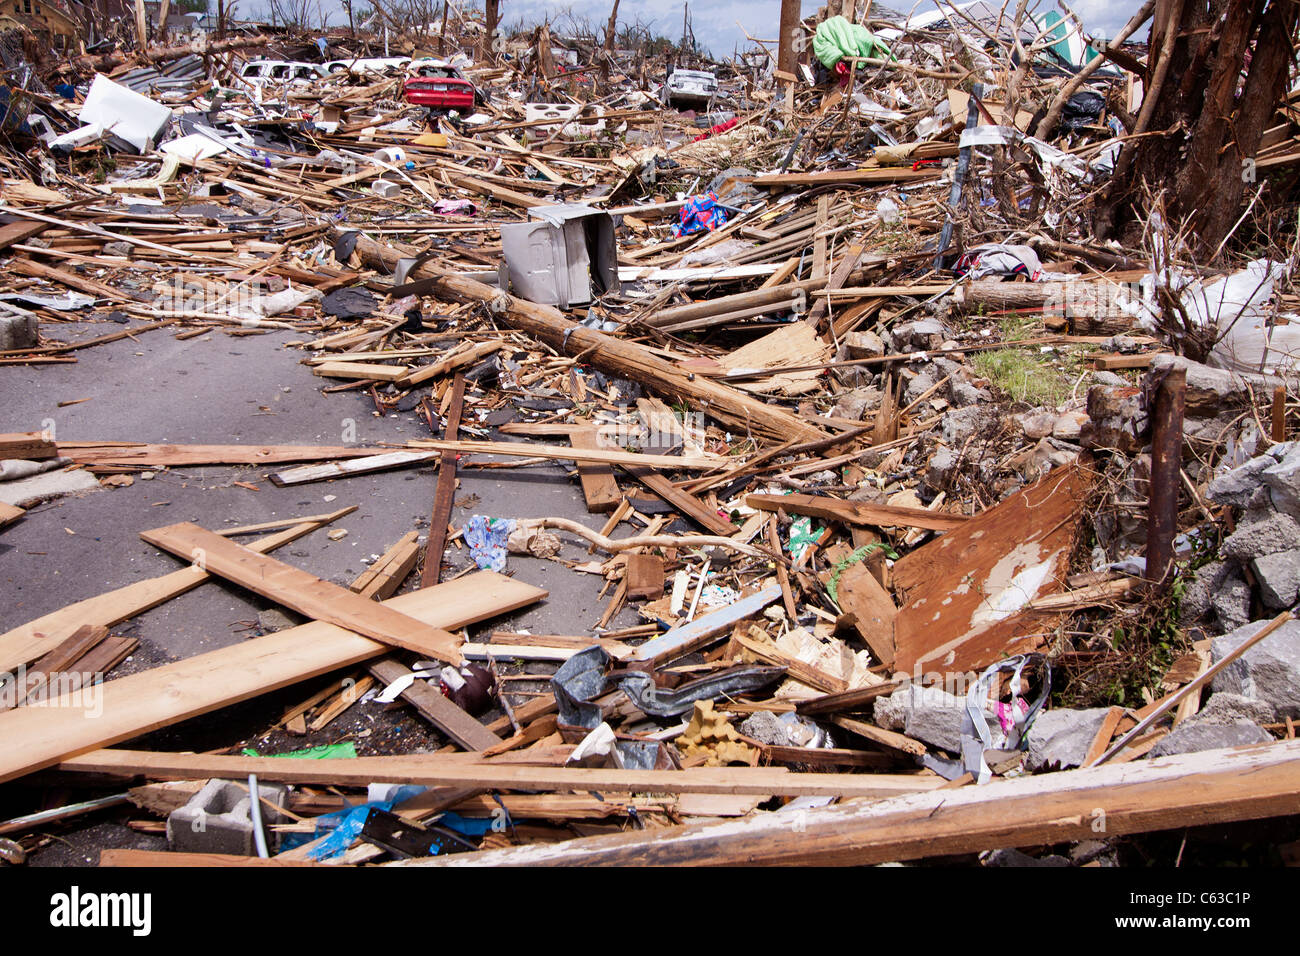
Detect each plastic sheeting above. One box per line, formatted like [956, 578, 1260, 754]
[812, 16, 892, 68]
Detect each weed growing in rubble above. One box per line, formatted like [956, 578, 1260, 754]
[969, 314, 1088, 407]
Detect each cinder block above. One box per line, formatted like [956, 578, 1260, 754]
[166, 778, 289, 856]
[0, 306, 38, 351]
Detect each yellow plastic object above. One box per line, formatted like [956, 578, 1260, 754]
[675, 699, 758, 767]
[413, 132, 448, 148]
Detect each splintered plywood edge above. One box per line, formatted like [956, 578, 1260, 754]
[0, 571, 544, 785]
[892, 463, 1092, 676]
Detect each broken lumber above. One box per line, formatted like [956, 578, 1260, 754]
[59, 749, 945, 798]
[0, 509, 353, 671]
[344, 230, 826, 443]
[139, 522, 466, 663]
[399, 739, 1300, 865]
[746, 492, 969, 532]
[0, 571, 544, 784]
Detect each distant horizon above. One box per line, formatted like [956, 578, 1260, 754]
[241, 0, 1147, 59]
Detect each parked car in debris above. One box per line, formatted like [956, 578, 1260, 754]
[324, 56, 412, 75]
[403, 60, 480, 111]
[662, 69, 718, 109]
[238, 60, 327, 85]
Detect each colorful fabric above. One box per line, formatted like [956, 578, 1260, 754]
[672, 191, 728, 238]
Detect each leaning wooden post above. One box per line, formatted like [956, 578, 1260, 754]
[1146, 366, 1186, 590]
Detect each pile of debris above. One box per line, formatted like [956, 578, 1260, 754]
[0, 0, 1299, 869]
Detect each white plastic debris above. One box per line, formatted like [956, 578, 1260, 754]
[79, 75, 171, 153]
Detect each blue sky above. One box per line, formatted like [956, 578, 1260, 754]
[259, 1, 1147, 58]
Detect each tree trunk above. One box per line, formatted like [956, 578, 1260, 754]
[1095, 0, 1300, 260]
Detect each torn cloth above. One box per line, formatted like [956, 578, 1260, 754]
[672, 191, 728, 238]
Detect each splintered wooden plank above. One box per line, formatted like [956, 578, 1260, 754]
[0, 571, 544, 784]
[834, 563, 896, 669]
[269, 451, 439, 487]
[0, 511, 351, 672]
[139, 522, 465, 663]
[568, 428, 622, 514]
[313, 361, 409, 381]
[412, 439, 720, 471]
[60, 749, 945, 799]
[398, 737, 1300, 866]
[351, 531, 421, 600]
[58, 442, 387, 467]
[0, 625, 108, 711]
[0, 432, 56, 460]
[421, 373, 465, 587]
[621, 464, 735, 535]
[0, 503, 23, 529]
[745, 492, 968, 532]
[892, 463, 1091, 676]
[632, 584, 783, 664]
[368, 658, 500, 751]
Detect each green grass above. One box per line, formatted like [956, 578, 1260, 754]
[968, 314, 1084, 407]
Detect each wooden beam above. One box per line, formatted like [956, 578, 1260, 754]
[59, 750, 945, 798]
[399, 739, 1300, 866]
[0, 511, 353, 672]
[411, 439, 720, 471]
[368, 658, 500, 751]
[621, 464, 735, 534]
[421, 372, 465, 586]
[140, 522, 466, 663]
[0, 431, 56, 460]
[0, 572, 544, 784]
[746, 493, 968, 532]
[345, 231, 826, 443]
[752, 168, 942, 187]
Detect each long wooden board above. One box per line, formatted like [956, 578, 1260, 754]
[745, 493, 968, 532]
[268, 450, 439, 487]
[57, 442, 387, 467]
[410, 439, 720, 470]
[140, 522, 465, 663]
[60, 749, 945, 798]
[421, 372, 464, 587]
[399, 739, 1300, 866]
[0, 571, 544, 784]
[621, 464, 734, 535]
[0, 511, 352, 672]
[0, 431, 56, 460]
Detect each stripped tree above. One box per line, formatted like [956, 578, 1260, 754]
[1094, 0, 1300, 259]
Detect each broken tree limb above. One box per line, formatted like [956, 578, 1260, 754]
[341, 230, 826, 443]
[515, 517, 768, 559]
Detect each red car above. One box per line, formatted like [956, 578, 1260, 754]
[403, 63, 478, 111]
